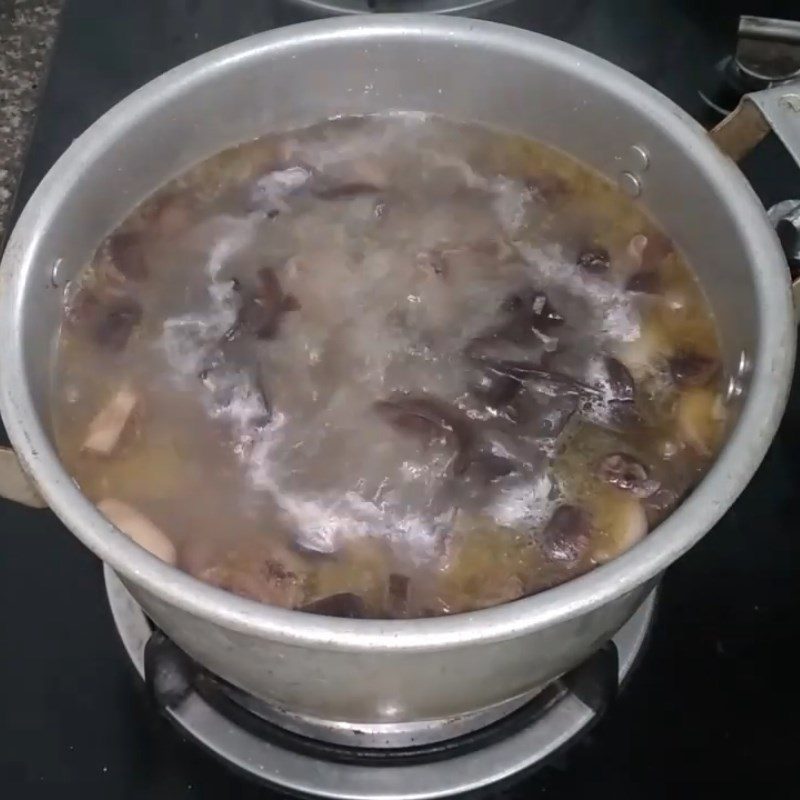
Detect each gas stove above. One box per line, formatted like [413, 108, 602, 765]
[107, 567, 654, 798]
[2, 1, 799, 798]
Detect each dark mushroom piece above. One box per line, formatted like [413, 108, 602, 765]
[109, 231, 149, 281]
[517, 393, 580, 439]
[489, 361, 602, 400]
[503, 288, 564, 327]
[603, 357, 636, 403]
[580, 358, 642, 432]
[670, 353, 719, 388]
[461, 449, 518, 485]
[373, 394, 476, 473]
[465, 288, 563, 372]
[470, 365, 522, 408]
[597, 453, 660, 498]
[300, 593, 367, 619]
[576, 246, 611, 275]
[536, 505, 593, 564]
[500, 287, 565, 340]
[236, 268, 300, 340]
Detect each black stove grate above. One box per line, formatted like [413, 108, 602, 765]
[142, 626, 619, 768]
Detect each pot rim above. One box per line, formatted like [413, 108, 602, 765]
[0, 14, 794, 652]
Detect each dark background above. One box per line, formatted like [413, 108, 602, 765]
[1, 1, 799, 797]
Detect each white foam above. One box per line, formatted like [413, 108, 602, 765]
[488, 473, 554, 530]
[515, 241, 641, 343]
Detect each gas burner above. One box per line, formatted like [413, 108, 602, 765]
[278, 0, 515, 19]
[700, 15, 800, 117]
[105, 566, 655, 799]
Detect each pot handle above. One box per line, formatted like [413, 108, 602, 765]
[0, 446, 47, 508]
[709, 82, 800, 318]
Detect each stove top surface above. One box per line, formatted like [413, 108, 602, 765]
[2, 1, 799, 798]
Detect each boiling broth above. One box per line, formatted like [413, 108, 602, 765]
[51, 114, 725, 618]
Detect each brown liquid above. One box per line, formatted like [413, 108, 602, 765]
[51, 114, 725, 618]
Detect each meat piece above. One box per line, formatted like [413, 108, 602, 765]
[641, 231, 673, 270]
[109, 231, 149, 281]
[593, 494, 648, 563]
[626, 234, 649, 268]
[676, 387, 725, 456]
[597, 453, 660, 498]
[197, 541, 309, 608]
[577, 247, 611, 275]
[301, 593, 367, 618]
[616, 321, 673, 381]
[670, 353, 719, 387]
[237, 268, 299, 339]
[536, 505, 592, 563]
[92, 296, 143, 351]
[98, 498, 176, 564]
[82, 387, 139, 455]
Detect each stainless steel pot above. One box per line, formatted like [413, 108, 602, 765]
[0, 15, 797, 739]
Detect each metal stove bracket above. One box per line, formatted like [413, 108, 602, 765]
[562, 640, 619, 717]
[144, 629, 195, 711]
[710, 81, 800, 316]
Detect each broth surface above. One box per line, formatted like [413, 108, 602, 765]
[52, 114, 726, 618]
